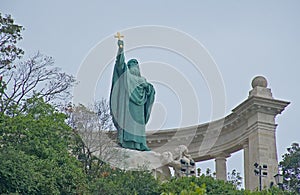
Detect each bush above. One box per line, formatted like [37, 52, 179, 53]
[89, 166, 160, 195]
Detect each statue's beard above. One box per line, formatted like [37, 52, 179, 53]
[129, 66, 141, 76]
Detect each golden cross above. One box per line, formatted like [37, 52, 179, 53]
[114, 32, 124, 40]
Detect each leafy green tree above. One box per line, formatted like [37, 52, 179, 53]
[0, 97, 87, 194]
[0, 13, 24, 70]
[89, 165, 160, 195]
[160, 175, 243, 195]
[280, 142, 300, 193]
[249, 187, 291, 195]
[161, 182, 206, 195]
[159, 176, 292, 195]
[0, 13, 87, 194]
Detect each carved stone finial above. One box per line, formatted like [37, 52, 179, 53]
[249, 76, 273, 98]
[251, 76, 268, 88]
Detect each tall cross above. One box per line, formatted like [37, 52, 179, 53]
[114, 32, 124, 40]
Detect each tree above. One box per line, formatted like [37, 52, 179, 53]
[0, 52, 75, 112]
[0, 14, 87, 194]
[159, 175, 291, 195]
[161, 182, 206, 195]
[94, 98, 115, 130]
[0, 97, 87, 194]
[228, 169, 243, 188]
[89, 166, 160, 195]
[0, 13, 24, 70]
[67, 100, 120, 176]
[280, 142, 300, 193]
[205, 168, 215, 177]
[160, 175, 243, 195]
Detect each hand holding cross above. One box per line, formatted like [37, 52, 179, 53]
[114, 32, 124, 48]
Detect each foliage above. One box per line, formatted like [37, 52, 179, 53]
[67, 101, 118, 176]
[160, 175, 292, 195]
[0, 97, 87, 194]
[205, 168, 215, 178]
[93, 98, 115, 131]
[160, 175, 243, 195]
[248, 187, 291, 195]
[0, 13, 24, 70]
[280, 142, 300, 193]
[161, 182, 206, 195]
[68, 99, 114, 131]
[228, 169, 243, 188]
[0, 52, 76, 112]
[88, 165, 160, 195]
[0, 75, 5, 104]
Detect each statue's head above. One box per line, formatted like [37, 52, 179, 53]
[127, 59, 138, 68]
[127, 59, 141, 76]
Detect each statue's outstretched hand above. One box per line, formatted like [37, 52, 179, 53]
[118, 40, 124, 48]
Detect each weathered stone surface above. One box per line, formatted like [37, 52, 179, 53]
[252, 76, 268, 88]
[99, 144, 195, 181]
[106, 147, 166, 170]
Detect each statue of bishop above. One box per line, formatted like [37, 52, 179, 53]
[110, 35, 155, 151]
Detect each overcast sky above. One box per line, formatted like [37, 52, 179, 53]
[2, 0, 300, 185]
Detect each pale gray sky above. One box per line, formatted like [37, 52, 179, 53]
[2, 0, 300, 185]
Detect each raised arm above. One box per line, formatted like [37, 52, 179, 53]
[115, 40, 126, 75]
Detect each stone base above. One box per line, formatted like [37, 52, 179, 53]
[108, 147, 166, 169]
[94, 146, 173, 180]
[94, 145, 195, 181]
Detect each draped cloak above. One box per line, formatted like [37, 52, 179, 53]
[109, 48, 155, 151]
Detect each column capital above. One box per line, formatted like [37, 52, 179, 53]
[214, 152, 231, 159]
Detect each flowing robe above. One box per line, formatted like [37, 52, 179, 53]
[109, 47, 155, 151]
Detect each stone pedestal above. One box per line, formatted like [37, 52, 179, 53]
[98, 144, 195, 181]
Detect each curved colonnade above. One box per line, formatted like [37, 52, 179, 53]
[146, 76, 289, 190]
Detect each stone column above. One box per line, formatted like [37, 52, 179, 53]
[242, 76, 289, 190]
[246, 121, 278, 191]
[215, 153, 230, 181]
[243, 141, 250, 189]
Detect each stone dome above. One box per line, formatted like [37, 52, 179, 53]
[251, 76, 268, 88]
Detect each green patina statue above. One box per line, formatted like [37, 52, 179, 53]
[109, 35, 155, 151]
